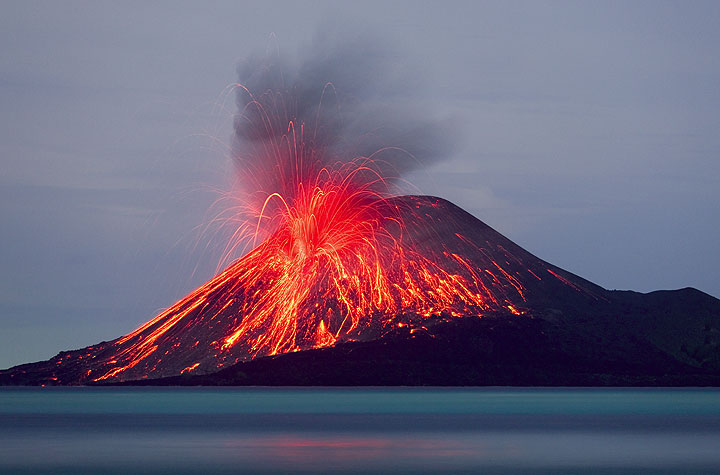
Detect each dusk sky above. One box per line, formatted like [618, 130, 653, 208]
[2, 0, 719, 368]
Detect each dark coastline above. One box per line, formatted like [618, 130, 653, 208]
[111, 302, 720, 387]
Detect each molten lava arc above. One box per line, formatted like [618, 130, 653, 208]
[88, 81, 539, 383]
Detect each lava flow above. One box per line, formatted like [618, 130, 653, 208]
[88, 81, 532, 383]
[1, 76, 603, 385]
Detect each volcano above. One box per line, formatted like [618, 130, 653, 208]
[3, 60, 720, 386]
[3, 195, 719, 386]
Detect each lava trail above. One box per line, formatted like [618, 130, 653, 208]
[3, 51, 602, 384]
[88, 75, 529, 382]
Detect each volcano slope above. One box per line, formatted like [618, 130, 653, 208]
[2, 195, 719, 386]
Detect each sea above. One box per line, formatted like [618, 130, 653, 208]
[1, 387, 719, 474]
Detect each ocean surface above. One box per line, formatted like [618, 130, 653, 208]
[1, 387, 719, 474]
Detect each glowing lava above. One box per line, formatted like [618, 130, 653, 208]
[3, 80, 602, 385]
[82, 80, 542, 382]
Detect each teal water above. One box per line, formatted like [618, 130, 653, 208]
[1, 388, 719, 474]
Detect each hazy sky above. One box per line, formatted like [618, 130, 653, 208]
[2, 1, 719, 368]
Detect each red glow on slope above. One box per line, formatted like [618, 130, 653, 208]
[181, 362, 200, 374]
[80, 81, 592, 384]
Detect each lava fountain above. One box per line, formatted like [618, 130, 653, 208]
[8, 50, 590, 385]
[88, 78, 528, 383]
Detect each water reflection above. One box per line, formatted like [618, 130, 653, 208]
[245, 433, 483, 465]
[1, 388, 720, 474]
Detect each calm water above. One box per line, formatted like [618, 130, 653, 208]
[1, 387, 719, 474]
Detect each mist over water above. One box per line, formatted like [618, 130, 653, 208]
[2, 388, 720, 474]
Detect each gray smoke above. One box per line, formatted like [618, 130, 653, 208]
[232, 35, 457, 192]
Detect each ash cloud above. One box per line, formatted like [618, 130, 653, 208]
[232, 34, 458, 189]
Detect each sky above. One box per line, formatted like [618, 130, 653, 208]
[1, 0, 719, 369]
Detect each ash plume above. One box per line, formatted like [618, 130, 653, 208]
[231, 36, 457, 196]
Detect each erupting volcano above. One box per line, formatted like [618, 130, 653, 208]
[73, 76, 555, 383]
[3, 51, 719, 386]
[2, 188, 611, 385]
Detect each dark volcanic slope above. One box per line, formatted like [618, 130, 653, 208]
[121, 287, 720, 387]
[2, 195, 719, 386]
[123, 309, 720, 387]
